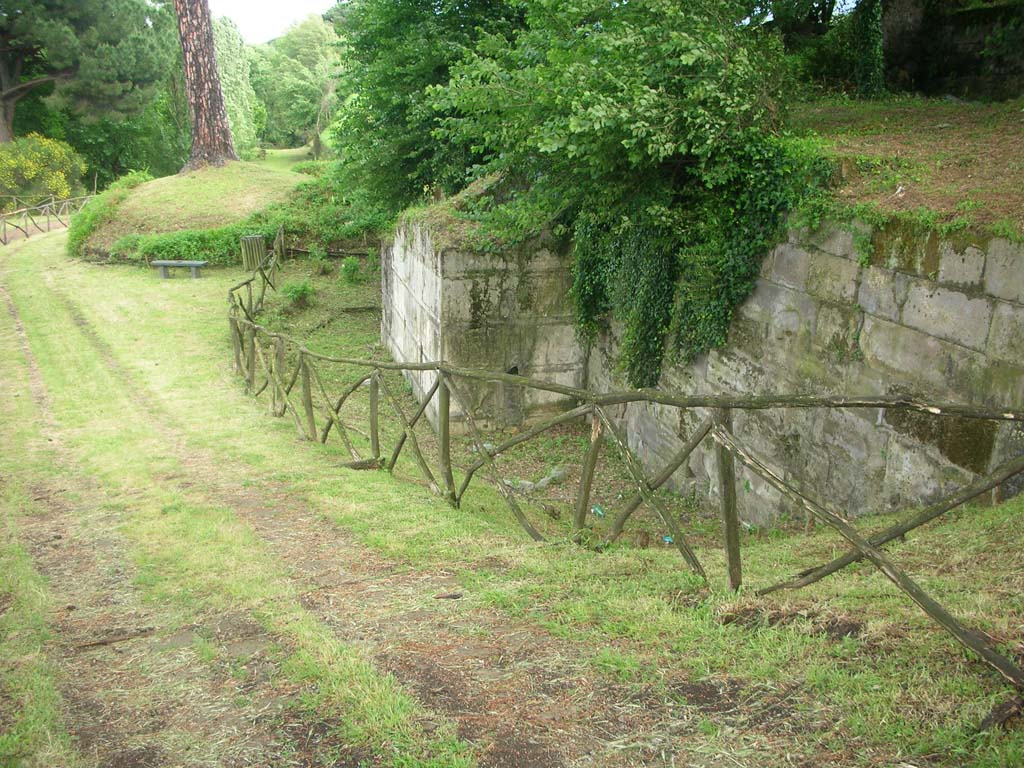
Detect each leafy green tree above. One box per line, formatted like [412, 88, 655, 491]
[330, 0, 523, 211]
[438, 0, 828, 385]
[0, 0, 172, 142]
[249, 15, 339, 148]
[212, 17, 261, 157]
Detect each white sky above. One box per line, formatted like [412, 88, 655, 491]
[206, 0, 337, 44]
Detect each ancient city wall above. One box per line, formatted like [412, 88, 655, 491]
[383, 218, 1024, 524]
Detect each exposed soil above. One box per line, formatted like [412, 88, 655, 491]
[795, 98, 1024, 233]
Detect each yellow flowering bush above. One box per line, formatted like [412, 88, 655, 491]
[0, 134, 87, 211]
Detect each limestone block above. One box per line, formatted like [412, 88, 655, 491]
[814, 305, 863, 362]
[528, 323, 585, 370]
[802, 223, 855, 258]
[737, 280, 776, 324]
[901, 282, 993, 351]
[987, 300, 1024, 365]
[706, 349, 766, 394]
[882, 434, 971, 510]
[938, 242, 985, 287]
[736, 467, 784, 527]
[806, 252, 860, 303]
[771, 243, 811, 290]
[764, 284, 818, 346]
[858, 266, 909, 321]
[984, 238, 1024, 304]
[859, 316, 986, 394]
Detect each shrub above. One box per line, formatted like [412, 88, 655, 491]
[0, 133, 87, 210]
[292, 160, 326, 176]
[66, 170, 153, 259]
[308, 246, 333, 276]
[340, 256, 363, 283]
[110, 221, 280, 266]
[282, 280, 314, 309]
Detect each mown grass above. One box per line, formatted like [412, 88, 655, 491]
[1, 233, 475, 767]
[83, 162, 302, 253]
[2, 232, 1023, 765]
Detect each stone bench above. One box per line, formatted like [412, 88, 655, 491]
[151, 260, 208, 279]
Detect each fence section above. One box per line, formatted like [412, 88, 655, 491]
[227, 233, 1024, 694]
[0, 195, 94, 245]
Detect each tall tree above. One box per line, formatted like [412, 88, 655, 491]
[173, 0, 237, 168]
[0, 0, 169, 143]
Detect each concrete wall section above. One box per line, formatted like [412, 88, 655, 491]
[382, 222, 587, 431]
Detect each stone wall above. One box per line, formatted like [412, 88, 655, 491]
[382, 217, 1023, 525]
[381, 221, 586, 431]
[590, 222, 1024, 525]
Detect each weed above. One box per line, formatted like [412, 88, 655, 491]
[340, 257, 363, 284]
[282, 280, 314, 310]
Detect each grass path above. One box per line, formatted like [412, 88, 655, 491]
[1, 232, 1023, 766]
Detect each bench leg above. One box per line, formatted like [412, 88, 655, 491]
[158, 265, 170, 279]
[191, 266, 201, 279]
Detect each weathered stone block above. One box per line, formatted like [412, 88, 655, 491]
[987, 300, 1024, 365]
[764, 284, 818, 346]
[884, 408, 997, 474]
[858, 266, 909, 321]
[814, 305, 863, 363]
[806, 252, 860, 303]
[901, 282, 993, 351]
[984, 238, 1024, 304]
[859, 316, 986, 393]
[938, 242, 985, 286]
[802, 223, 855, 258]
[770, 243, 811, 290]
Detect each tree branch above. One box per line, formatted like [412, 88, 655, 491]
[1, 70, 74, 102]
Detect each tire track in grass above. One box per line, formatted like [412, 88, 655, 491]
[0, 261, 366, 767]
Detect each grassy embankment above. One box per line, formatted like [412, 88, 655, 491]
[1, 226, 1022, 766]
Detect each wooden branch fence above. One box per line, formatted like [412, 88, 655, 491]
[228, 232, 1024, 693]
[0, 195, 93, 245]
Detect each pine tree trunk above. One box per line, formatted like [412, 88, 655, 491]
[173, 0, 238, 169]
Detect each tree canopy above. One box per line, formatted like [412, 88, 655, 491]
[0, 0, 172, 142]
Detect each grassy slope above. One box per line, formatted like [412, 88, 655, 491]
[85, 162, 303, 251]
[794, 96, 1024, 237]
[2, 234, 1022, 765]
[254, 146, 315, 173]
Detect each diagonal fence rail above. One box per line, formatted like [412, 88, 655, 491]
[0, 195, 94, 245]
[228, 229, 1024, 694]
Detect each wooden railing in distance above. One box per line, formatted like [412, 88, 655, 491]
[227, 237, 1024, 693]
[0, 195, 94, 245]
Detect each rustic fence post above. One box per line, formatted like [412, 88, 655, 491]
[438, 375, 456, 503]
[715, 408, 741, 591]
[229, 316, 242, 374]
[573, 407, 604, 540]
[274, 337, 287, 416]
[369, 371, 381, 460]
[245, 325, 256, 394]
[300, 354, 318, 441]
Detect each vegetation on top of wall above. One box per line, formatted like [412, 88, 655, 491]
[429, 0, 833, 387]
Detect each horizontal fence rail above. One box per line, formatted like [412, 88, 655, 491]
[0, 195, 94, 246]
[227, 230, 1024, 696]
